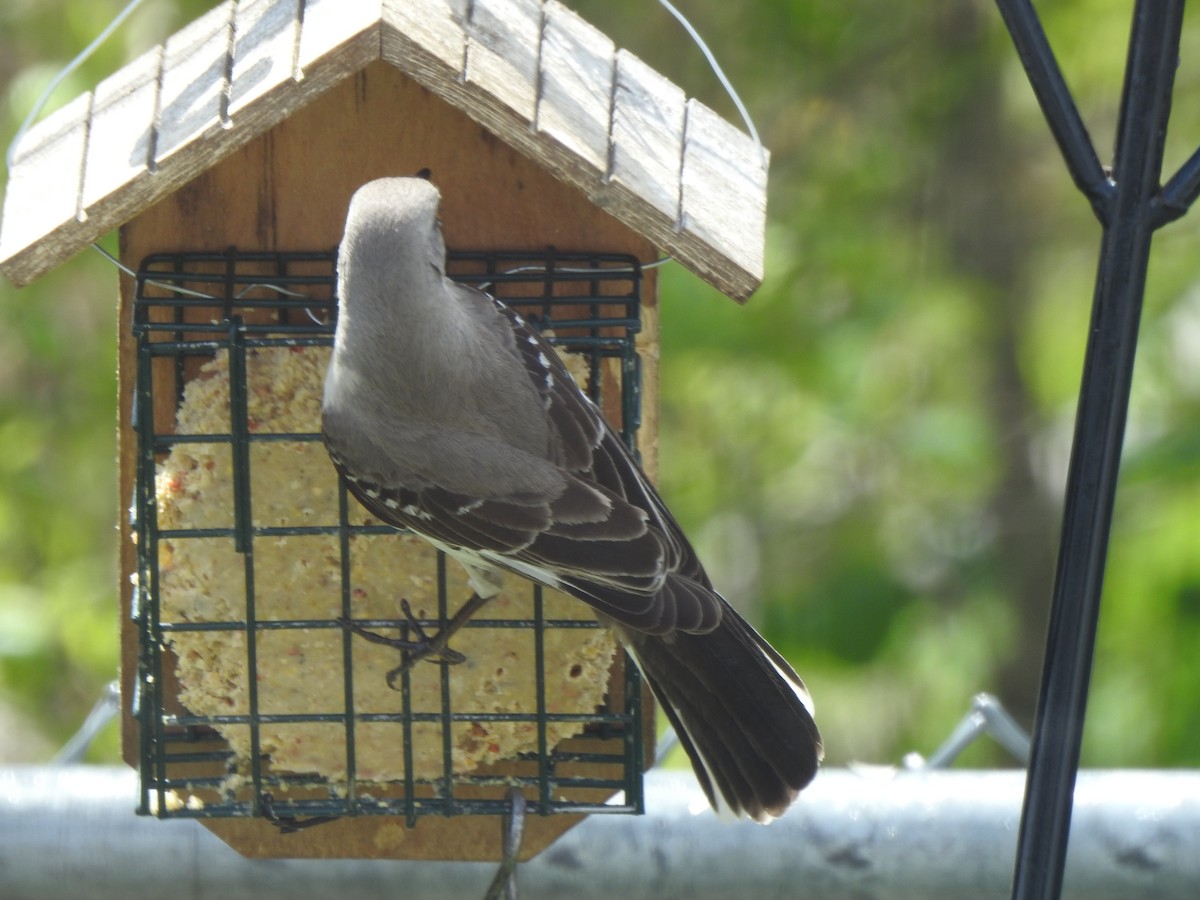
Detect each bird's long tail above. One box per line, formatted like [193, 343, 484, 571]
[613, 601, 823, 822]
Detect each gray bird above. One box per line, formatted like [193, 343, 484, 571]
[322, 176, 823, 822]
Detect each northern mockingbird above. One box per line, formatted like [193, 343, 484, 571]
[322, 177, 822, 822]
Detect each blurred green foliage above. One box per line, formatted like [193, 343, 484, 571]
[1, 0, 1198, 772]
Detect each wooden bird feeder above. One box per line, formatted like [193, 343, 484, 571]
[0, 0, 767, 863]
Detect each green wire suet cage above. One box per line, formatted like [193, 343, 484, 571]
[129, 247, 647, 831]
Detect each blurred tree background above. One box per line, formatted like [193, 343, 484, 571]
[0, 0, 1197, 770]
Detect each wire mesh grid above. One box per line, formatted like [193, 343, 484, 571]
[129, 247, 646, 827]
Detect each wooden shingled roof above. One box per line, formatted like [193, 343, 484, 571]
[0, 0, 768, 299]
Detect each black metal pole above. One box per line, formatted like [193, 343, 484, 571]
[993, 2, 1188, 898]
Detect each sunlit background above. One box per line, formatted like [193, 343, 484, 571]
[1, 0, 1198, 771]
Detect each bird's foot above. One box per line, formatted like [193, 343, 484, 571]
[337, 593, 492, 687]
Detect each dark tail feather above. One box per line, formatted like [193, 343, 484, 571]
[615, 601, 823, 822]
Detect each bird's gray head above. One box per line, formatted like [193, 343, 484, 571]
[340, 177, 446, 279]
[327, 176, 467, 420]
[332, 176, 453, 363]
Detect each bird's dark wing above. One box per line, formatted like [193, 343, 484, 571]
[326, 291, 723, 636]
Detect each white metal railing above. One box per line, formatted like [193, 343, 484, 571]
[2, 765, 1197, 899]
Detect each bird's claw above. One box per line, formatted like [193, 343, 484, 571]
[337, 598, 468, 685]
